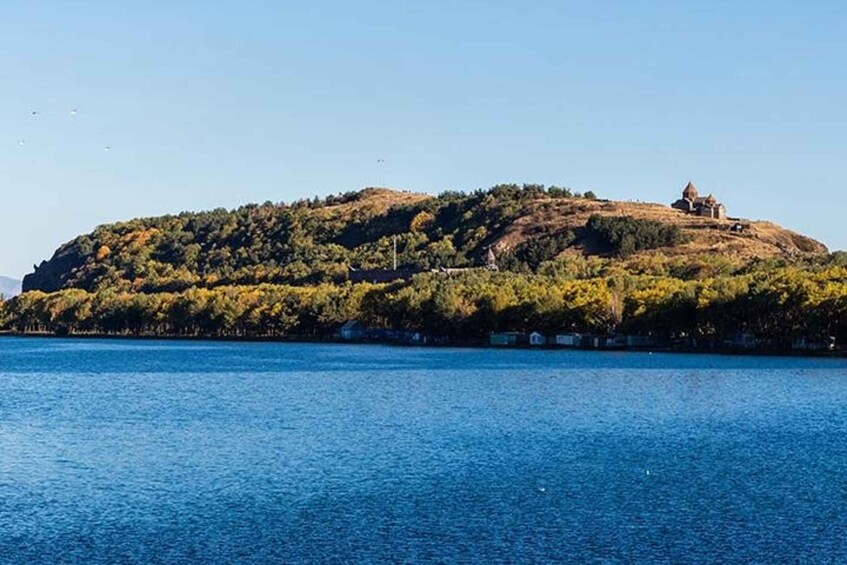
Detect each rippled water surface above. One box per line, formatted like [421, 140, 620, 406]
[2, 337, 847, 563]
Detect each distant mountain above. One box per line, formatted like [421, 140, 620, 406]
[0, 276, 21, 298]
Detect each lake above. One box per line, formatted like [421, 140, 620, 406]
[1, 337, 847, 563]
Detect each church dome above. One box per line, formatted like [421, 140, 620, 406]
[682, 181, 699, 200]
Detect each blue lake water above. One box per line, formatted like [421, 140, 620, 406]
[2, 337, 847, 563]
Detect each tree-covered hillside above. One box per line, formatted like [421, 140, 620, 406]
[23, 184, 600, 293]
[22, 183, 825, 295]
[4, 183, 845, 349]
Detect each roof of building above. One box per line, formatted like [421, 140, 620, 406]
[682, 181, 699, 199]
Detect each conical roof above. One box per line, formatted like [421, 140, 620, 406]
[682, 181, 699, 199]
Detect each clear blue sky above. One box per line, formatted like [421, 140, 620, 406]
[2, 1, 845, 277]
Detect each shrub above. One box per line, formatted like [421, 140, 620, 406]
[587, 215, 689, 258]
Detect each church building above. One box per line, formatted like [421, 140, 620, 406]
[671, 181, 727, 219]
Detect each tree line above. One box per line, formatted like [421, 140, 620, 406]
[4, 257, 847, 347]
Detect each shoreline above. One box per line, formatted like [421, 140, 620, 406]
[1, 330, 844, 359]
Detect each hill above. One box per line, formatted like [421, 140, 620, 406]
[0, 276, 21, 298]
[4, 184, 846, 349]
[23, 184, 827, 294]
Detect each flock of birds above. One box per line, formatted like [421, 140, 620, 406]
[16, 110, 391, 163]
[16, 108, 111, 151]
